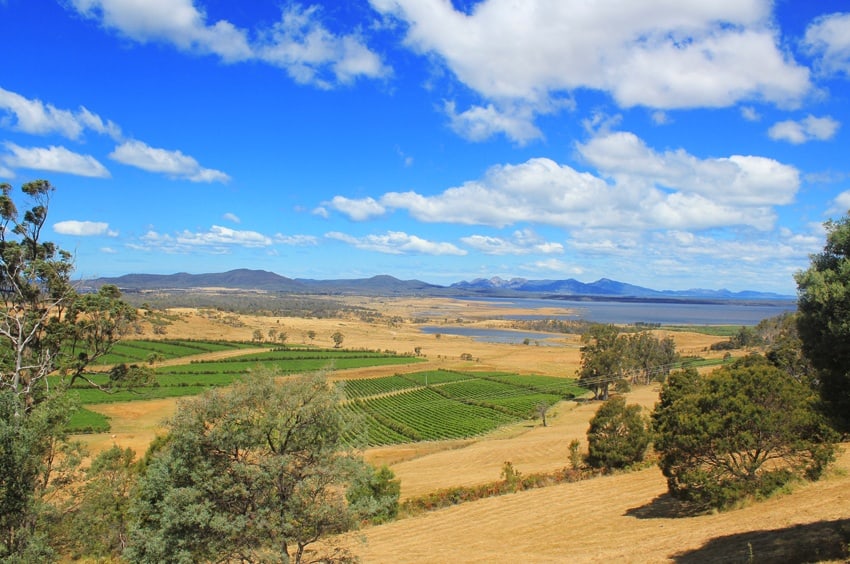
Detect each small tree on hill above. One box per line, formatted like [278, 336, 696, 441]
[331, 331, 344, 348]
[586, 396, 649, 470]
[652, 357, 836, 510]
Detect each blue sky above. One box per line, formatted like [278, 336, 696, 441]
[2, 0, 850, 294]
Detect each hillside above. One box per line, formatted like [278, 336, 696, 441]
[83, 269, 793, 300]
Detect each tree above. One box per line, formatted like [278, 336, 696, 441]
[652, 357, 836, 510]
[127, 371, 387, 563]
[577, 324, 626, 400]
[56, 446, 137, 559]
[795, 211, 850, 428]
[586, 396, 650, 470]
[0, 181, 136, 558]
[331, 331, 344, 348]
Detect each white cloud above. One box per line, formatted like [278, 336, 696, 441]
[2, 143, 110, 178]
[68, 1, 388, 88]
[132, 225, 272, 254]
[802, 12, 850, 77]
[222, 212, 241, 224]
[326, 230, 466, 255]
[326, 195, 386, 221]
[829, 190, 850, 215]
[109, 140, 230, 183]
[257, 5, 390, 88]
[53, 220, 117, 237]
[768, 115, 840, 144]
[444, 101, 543, 144]
[461, 229, 563, 255]
[372, 0, 810, 117]
[577, 131, 800, 206]
[70, 0, 252, 62]
[341, 130, 798, 233]
[525, 258, 585, 276]
[274, 233, 319, 245]
[740, 106, 761, 121]
[0, 86, 122, 140]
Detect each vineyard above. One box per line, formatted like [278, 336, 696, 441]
[341, 370, 586, 446]
[68, 341, 588, 443]
[65, 340, 424, 431]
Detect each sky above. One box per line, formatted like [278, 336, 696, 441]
[2, 0, 850, 295]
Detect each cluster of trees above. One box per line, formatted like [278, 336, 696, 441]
[0, 182, 397, 562]
[581, 210, 850, 509]
[577, 325, 677, 399]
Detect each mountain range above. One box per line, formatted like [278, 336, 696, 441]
[82, 269, 794, 302]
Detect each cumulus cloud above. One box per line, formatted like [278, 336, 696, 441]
[110, 140, 230, 183]
[131, 225, 272, 254]
[802, 12, 850, 77]
[768, 115, 840, 144]
[326, 230, 466, 255]
[53, 220, 118, 237]
[68, 1, 388, 88]
[0, 86, 122, 140]
[2, 143, 110, 178]
[372, 0, 810, 139]
[333, 130, 798, 233]
[577, 130, 800, 207]
[325, 195, 386, 221]
[461, 229, 563, 255]
[256, 5, 390, 88]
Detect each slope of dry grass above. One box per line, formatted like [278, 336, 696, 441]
[80, 297, 831, 563]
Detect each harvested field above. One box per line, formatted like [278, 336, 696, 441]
[77, 297, 818, 563]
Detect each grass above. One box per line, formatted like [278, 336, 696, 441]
[67, 407, 110, 433]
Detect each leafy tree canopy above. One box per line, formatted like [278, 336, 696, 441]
[652, 356, 836, 510]
[795, 211, 850, 427]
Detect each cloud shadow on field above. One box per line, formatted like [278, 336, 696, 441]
[670, 518, 850, 563]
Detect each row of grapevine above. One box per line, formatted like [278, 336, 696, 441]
[353, 387, 519, 443]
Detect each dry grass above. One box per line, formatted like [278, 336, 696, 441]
[77, 297, 841, 564]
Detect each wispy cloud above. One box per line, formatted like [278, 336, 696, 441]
[0, 86, 122, 140]
[2, 143, 110, 178]
[461, 229, 563, 255]
[326, 230, 466, 255]
[68, 1, 389, 88]
[768, 115, 840, 144]
[110, 140, 230, 183]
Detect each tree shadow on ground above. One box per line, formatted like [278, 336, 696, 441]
[624, 493, 704, 519]
[670, 518, 850, 563]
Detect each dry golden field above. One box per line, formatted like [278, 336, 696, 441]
[78, 296, 850, 563]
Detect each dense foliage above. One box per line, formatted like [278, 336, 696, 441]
[795, 211, 850, 428]
[586, 396, 650, 470]
[0, 181, 135, 560]
[577, 325, 677, 399]
[652, 357, 836, 510]
[126, 371, 397, 564]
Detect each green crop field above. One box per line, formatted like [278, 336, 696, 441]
[340, 370, 583, 446]
[67, 348, 586, 445]
[93, 339, 263, 365]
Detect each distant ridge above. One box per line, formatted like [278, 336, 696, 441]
[83, 269, 794, 301]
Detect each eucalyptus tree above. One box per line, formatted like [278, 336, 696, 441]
[0, 180, 136, 559]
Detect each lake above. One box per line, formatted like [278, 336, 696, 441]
[465, 297, 797, 326]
